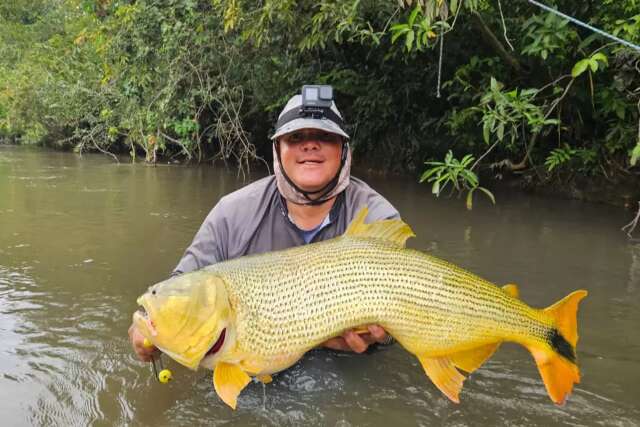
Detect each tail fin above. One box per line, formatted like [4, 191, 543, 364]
[529, 290, 588, 405]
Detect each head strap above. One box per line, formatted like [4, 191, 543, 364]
[275, 107, 345, 131]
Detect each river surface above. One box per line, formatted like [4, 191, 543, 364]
[0, 145, 638, 426]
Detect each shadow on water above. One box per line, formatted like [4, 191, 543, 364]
[0, 146, 639, 426]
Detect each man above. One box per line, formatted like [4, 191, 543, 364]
[129, 86, 400, 362]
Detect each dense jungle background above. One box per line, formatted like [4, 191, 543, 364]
[1, 0, 639, 207]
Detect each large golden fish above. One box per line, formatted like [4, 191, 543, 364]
[133, 207, 587, 409]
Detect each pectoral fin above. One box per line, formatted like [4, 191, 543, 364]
[256, 374, 273, 384]
[418, 355, 465, 403]
[213, 362, 251, 410]
[450, 343, 501, 373]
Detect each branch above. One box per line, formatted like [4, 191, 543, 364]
[494, 78, 575, 171]
[471, 11, 524, 74]
[622, 202, 640, 238]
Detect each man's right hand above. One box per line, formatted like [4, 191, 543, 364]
[128, 323, 157, 362]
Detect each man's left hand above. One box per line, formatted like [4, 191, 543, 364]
[321, 324, 390, 353]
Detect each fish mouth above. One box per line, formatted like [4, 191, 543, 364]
[205, 328, 226, 357]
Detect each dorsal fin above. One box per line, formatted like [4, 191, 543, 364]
[345, 206, 415, 248]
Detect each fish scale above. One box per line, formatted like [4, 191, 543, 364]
[206, 233, 550, 358]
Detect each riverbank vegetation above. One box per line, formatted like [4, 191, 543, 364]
[1, 0, 639, 206]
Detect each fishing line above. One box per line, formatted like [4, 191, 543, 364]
[525, 0, 640, 52]
[437, 33, 444, 98]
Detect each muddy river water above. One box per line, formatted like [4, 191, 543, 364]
[1, 146, 638, 426]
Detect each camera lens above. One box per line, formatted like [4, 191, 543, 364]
[319, 86, 332, 100]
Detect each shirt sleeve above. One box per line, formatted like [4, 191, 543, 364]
[361, 188, 400, 222]
[366, 196, 400, 221]
[171, 204, 228, 276]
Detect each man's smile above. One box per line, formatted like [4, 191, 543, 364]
[297, 157, 324, 165]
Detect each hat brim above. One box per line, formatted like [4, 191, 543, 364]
[271, 118, 349, 140]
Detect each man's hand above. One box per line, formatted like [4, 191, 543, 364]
[321, 325, 390, 353]
[128, 323, 157, 362]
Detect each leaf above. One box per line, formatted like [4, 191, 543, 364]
[405, 30, 415, 51]
[591, 52, 608, 65]
[466, 188, 474, 210]
[461, 170, 478, 187]
[390, 23, 409, 31]
[490, 77, 498, 91]
[450, 0, 458, 13]
[631, 143, 640, 167]
[461, 154, 474, 167]
[419, 170, 432, 182]
[497, 123, 505, 141]
[589, 58, 598, 73]
[432, 180, 440, 195]
[391, 27, 409, 43]
[420, 165, 444, 182]
[415, 32, 423, 50]
[483, 120, 491, 144]
[477, 187, 496, 205]
[571, 59, 589, 78]
[408, 6, 420, 27]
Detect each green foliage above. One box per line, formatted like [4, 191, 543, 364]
[478, 78, 558, 149]
[544, 145, 599, 174]
[572, 53, 608, 78]
[631, 143, 640, 166]
[544, 145, 576, 172]
[613, 15, 640, 41]
[390, 6, 442, 52]
[420, 150, 495, 210]
[0, 0, 637, 190]
[521, 13, 574, 60]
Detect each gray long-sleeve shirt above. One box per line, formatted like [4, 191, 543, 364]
[172, 176, 399, 275]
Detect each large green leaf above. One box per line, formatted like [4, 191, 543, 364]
[571, 59, 590, 77]
[631, 143, 640, 167]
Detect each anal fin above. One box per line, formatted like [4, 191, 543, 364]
[213, 362, 251, 410]
[256, 374, 273, 384]
[418, 355, 466, 403]
[450, 343, 501, 373]
[502, 283, 520, 298]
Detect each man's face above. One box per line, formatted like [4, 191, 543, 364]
[278, 128, 343, 194]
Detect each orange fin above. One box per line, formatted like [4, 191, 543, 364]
[345, 206, 415, 247]
[256, 374, 273, 384]
[418, 355, 465, 403]
[213, 362, 251, 410]
[529, 347, 581, 405]
[450, 343, 501, 373]
[502, 283, 520, 298]
[529, 289, 588, 405]
[543, 290, 588, 347]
